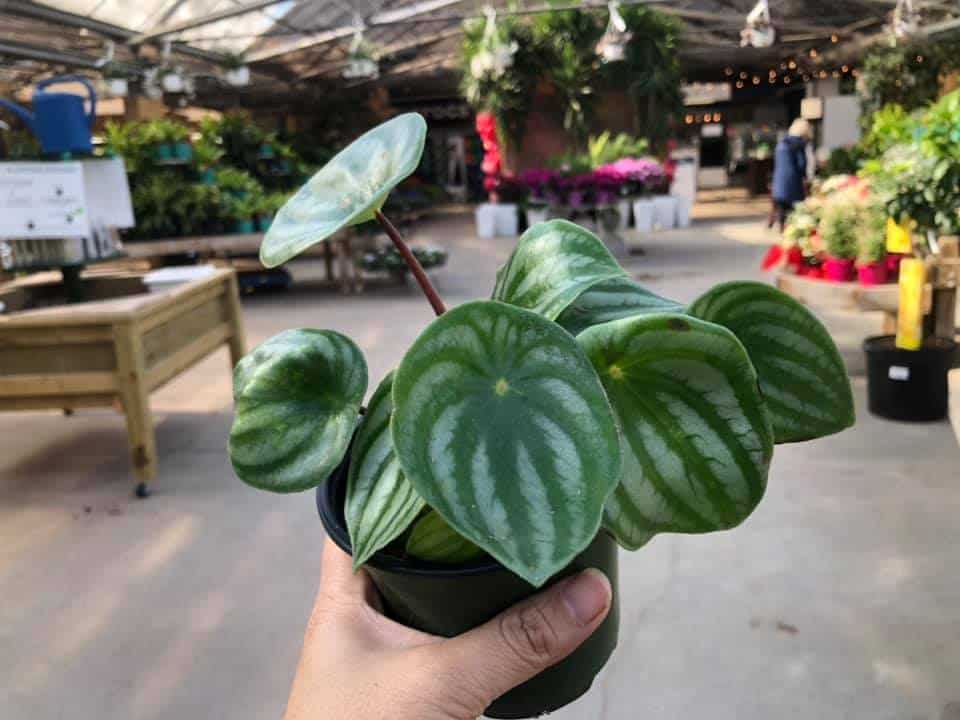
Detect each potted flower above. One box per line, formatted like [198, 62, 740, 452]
[519, 168, 558, 226]
[820, 201, 858, 281]
[227, 114, 854, 718]
[610, 157, 664, 232]
[856, 203, 889, 285]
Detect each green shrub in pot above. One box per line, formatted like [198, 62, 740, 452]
[227, 113, 855, 715]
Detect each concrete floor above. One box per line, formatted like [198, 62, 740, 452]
[2, 210, 959, 720]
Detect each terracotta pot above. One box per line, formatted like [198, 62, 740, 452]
[857, 261, 889, 285]
[823, 256, 855, 282]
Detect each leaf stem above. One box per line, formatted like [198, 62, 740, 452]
[374, 210, 446, 316]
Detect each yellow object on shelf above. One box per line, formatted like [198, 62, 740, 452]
[896, 258, 926, 350]
[886, 217, 912, 254]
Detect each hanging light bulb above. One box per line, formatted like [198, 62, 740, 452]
[740, 0, 776, 48]
[596, 1, 632, 62]
[343, 17, 379, 80]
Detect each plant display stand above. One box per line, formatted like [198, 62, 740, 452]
[775, 272, 904, 333]
[0, 268, 245, 496]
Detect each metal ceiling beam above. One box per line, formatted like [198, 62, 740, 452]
[301, 26, 461, 79]
[0, 38, 111, 69]
[130, 0, 290, 44]
[0, 0, 225, 62]
[246, 0, 469, 63]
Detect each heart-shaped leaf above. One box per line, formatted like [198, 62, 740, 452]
[229, 329, 367, 493]
[346, 371, 425, 568]
[405, 509, 485, 564]
[261, 113, 427, 267]
[392, 300, 622, 586]
[492, 219, 627, 320]
[577, 314, 773, 551]
[556, 276, 684, 336]
[687, 281, 855, 443]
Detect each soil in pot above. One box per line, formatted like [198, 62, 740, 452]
[317, 454, 620, 719]
[864, 335, 957, 421]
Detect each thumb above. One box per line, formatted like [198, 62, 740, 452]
[430, 568, 612, 713]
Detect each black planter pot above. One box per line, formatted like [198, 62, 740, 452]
[317, 456, 620, 719]
[864, 334, 957, 421]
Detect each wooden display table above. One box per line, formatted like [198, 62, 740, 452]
[775, 272, 901, 333]
[0, 268, 245, 496]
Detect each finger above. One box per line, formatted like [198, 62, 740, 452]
[427, 568, 612, 712]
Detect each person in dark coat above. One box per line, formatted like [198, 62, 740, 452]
[770, 118, 811, 232]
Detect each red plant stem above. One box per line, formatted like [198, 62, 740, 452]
[374, 209, 446, 316]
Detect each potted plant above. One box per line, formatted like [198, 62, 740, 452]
[223, 191, 259, 234]
[860, 91, 960, 421]
[101, 62, 131, 98]
[193, 137, 223, 185]
[158, 66, 186, 94]
[166, 121, 193, 162]
[221, 52, 251, 88]
[820, 201, 858, 281]
[228, 113, 854, 718]
[856, 203, 889, 285]
[611, 157, 664, 233]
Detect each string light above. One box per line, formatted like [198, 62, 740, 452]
[841, 64, 849, 72]
[830, 33, 839, 43]
[752, 75, 761, 84]
[724, 67, 734, 76]
[736, 80, 744, 88]
[809, 48, 818, 58]
[784, 76, 791, 84]
[916, 54, 924, 63]
[685, 114, 694, 124]
[740, 70, 748, 79]
[832, 70, 840, 78]
[788, 59, 797, 69]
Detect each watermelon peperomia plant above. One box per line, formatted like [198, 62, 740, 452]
[228, 113, 854, 587]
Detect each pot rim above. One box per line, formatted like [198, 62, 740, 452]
[862, 334, 958, 353]
[316, 455, 514, 579]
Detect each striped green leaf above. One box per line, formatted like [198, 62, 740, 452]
[492, 219, 628, 320]
[556, 276, 684, 336]
[392, 300, 622, 586]
[261, 113, 426, 267]
[577, 314, 774, 551]
[405, 510, 486, 564]
[229, 329, 367, 493]
[346, 371, 425, 568]
[687, 281, 855, 443]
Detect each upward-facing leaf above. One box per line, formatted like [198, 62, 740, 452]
[229, 329, 367, 493]
[578, 314, 773, 551]
[687, 281, 855, 443]
[556, 276, 684, 336]
[391, 300, 622, 586]
[492, 219, 627, 320]
[346, 371, 425, 568]
[261, 113, 426, 267]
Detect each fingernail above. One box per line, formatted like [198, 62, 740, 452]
[562, 568, 611, 626]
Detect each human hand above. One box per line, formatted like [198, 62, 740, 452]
[284, 538, 612, 720]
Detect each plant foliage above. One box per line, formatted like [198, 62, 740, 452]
[229, 113, 855, 587]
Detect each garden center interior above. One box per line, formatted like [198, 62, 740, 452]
[1, 1, 959, 719]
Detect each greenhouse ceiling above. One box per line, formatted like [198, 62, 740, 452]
[1, 0, 958, 93]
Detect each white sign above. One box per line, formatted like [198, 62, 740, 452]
[82, 158, 135, 229]
[888, 365, 910, 381]
[0, 162, 90, 238]
[683, 82, 732, 106]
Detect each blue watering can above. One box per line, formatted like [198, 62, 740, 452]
[0, 75, 97, 155]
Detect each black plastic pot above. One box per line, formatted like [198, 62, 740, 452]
[317, 456, 620, 719]
[864, 335, 957, 421]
